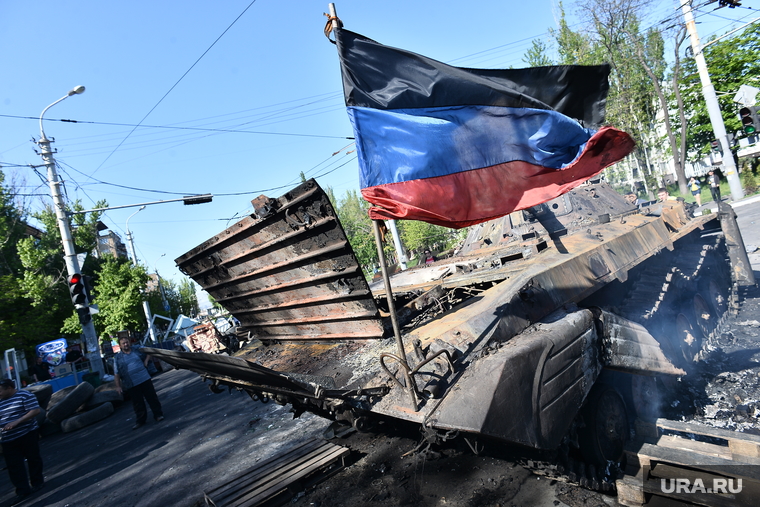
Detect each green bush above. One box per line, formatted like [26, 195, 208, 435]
[741, 166, 759, 195]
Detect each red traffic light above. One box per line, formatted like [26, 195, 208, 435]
[69, 273, 83, 285]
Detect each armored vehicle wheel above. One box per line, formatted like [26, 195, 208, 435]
[674, 311, 703, 365]
[702, 276, 728, 317]
[692, 292, 717, 338]
[579, 385, 629, 467]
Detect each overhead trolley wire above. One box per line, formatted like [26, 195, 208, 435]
[91, 0, 260, 177]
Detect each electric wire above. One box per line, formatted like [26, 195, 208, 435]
[91, 0, 260, 177]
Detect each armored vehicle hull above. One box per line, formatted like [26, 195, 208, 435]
[149, 178, 749, 478]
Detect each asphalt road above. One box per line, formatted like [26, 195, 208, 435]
[2, 194, 759, 507]
[0, 369, 332, 507]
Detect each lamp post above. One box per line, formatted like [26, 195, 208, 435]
[38, 86, 104, 377]
[125, 206, 158, 344]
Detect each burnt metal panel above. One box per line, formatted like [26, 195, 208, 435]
[601, 311, 685, 376]
[144, 348, 317, 394]
[428, 308, 600, 449]
[175, 180, 383, 341]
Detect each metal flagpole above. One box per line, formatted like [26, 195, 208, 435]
[329, 3, 417, 410]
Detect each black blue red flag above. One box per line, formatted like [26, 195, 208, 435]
[334, 29, 635, 229]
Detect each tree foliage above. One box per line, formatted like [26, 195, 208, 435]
[680, 22, 760, 158]
[523, 39, 554, 67]
[85, 256, 149, 337]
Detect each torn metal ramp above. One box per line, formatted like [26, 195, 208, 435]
[144, 348, 316, 395]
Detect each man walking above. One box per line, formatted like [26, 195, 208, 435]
[0, 378, 44, 504]
[114, 337, 164, 430]
[709, 170, 721, 204]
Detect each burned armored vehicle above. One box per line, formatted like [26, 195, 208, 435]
[148, 178, 752, 483]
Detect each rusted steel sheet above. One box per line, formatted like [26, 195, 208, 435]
[175, 180, 383, 341]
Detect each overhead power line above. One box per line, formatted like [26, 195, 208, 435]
[91, 0, 260, 176]
[5, 114, 351, 140]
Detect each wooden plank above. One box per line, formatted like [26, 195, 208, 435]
[655, 418, 760, 446]
[652, 463, 760, 496]
[656, 435, 732, 460]
[213, 444, 339, 505]
[641, 477, 746, 507]
[635, 443, 760, 481]
[617, 470, 647, 507]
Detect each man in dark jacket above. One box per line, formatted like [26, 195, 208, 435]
[114, 337, 164, 430]
[0, 378, 44, 504]
[27, 357, 52, 383]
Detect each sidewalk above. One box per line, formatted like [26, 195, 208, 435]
[696, 191, 760, 214]
[0, 369, 331, 507]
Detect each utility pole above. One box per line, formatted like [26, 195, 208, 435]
[681, 0, 744, 201]
[37, 86, 105, 378]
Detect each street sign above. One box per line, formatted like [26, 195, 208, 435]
[734, 84, 760, 106]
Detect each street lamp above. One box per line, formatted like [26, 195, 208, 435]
[37, 85, 104, 378]
[39, 85, 85, 140]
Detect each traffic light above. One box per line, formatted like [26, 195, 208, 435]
[76, 307, 92, 325]
[83, 275, 95, 304]
[68, 273, 87, 307]
[740, 106, 758, 135]
[710, 140, 721, 153]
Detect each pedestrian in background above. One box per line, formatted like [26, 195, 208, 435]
[114, 337, 164, 430]
[709, 170, 721, 204]
[28, 357, 52, 383]
[689, 177, 702, 207]
[0, 378, 44, 504]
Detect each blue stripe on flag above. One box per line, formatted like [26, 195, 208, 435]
[348, 105, 596, 189]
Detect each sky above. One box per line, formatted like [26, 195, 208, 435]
[0, 0, 756, 299]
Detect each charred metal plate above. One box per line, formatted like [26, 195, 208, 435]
[175, 180, 383, 341]
[144, 348, 317, 394]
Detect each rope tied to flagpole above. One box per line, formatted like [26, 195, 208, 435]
[323, 10, 342, 40]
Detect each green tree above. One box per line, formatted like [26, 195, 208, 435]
[80, 256, 149, 337]
[176, 278, 199, 317]
[550, 2, 602, 66]
[523, 39, 554, 67]
[15, 200, 105, 347]
[0, 171, 25, 277]
[146, 275, 200, 320]
[399, 221, 451, 258]
[335, 189, 378, 272]
[0, 171, 34, 352]
[679, 22, 760, 159]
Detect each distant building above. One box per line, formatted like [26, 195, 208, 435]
[96, 231, 128, 259]
[24, 223, 43, 239]
[146, 273, 160, 292]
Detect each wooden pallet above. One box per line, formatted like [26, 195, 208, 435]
[202, 438, 349, 507]
[617, 418, 760, 507]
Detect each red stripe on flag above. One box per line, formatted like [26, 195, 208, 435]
[361, 126, 635, 229]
